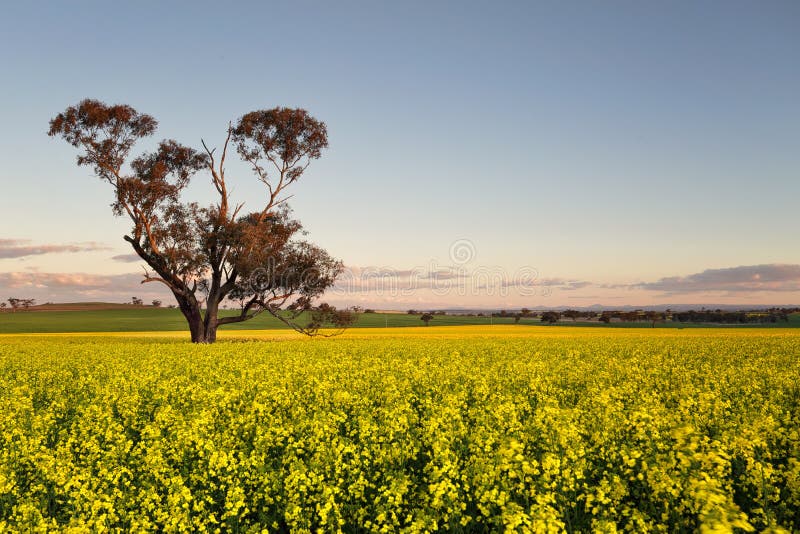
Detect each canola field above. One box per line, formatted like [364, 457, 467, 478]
[0, 326, 798, 532]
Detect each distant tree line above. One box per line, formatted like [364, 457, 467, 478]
[670, 309, 793, 324]
[401, 307, 798, 327]
[128, 297, 163, 307]
[2, 298, 36, 312]
[598, 311, 664, 327]
[541, 311, 560, 324]
[3, 300, 792, 327]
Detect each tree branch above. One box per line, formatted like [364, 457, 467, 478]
[124, 235, 188, 296]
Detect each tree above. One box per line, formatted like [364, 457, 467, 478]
[513, 313, 522, 324]
[131, 297, 143, 306]
[50, 99, 356, 343]
[420, 313, 434, 326]
[0, 302, 6, 311]
[645, 310, 663, 328]
[541, 311, 560, 324]
[563, 309, 581, 322]
[152, 300, 162, 307]
[7, 298, 35, 312]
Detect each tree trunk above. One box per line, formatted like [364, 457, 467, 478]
[204, 323, 218, 343]
[201, 281, 223, 343]
[177, 296, 212, 343]
[203, 299, 219, 343]
[185, 312, 218, 343]
[182, 304, 206, 343]
[174, 292, 225, 343]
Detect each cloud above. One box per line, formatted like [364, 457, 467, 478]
[422, 270, 466, 281]
[5, 264, 798, 309]
[330, 265, 591, 299]
[558, 280, 592, 291]
[0, 271, 145, 291]
[499, 277, 591, 291]
[335, 263, 800, 300]
[0, 239, 110, 259]
[632, 264, 800, 294]
[111, 254, 142, 263]
[0, 271, 171, 302]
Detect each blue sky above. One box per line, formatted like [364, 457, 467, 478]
[1, 1, 799, 307]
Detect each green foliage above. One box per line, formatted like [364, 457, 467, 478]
[0, 331, 798, 531]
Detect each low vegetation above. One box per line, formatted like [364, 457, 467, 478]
[1, 328, 798, 531]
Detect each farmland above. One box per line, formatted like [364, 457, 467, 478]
[1, 327, 798, 531]
[1, 306, 799, 334]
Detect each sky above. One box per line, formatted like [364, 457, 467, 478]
[1, 1, 798, 309]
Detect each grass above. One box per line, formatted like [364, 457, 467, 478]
[0, 307, 797, 334]
[0, 309, 528, 334]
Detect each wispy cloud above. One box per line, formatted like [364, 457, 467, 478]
[422, 270, 466, 281]
[498, 277, 591, 291]
[0, 239, 110, 259]
[332, 265, 587, 298]
[4, 263, 798, 308]
[558, 280, 592, 291]
[0, 271, 170, 302]
[631, 264, 800, 294]
[0, 271, 145, 291]
[111, 254, 142, 263]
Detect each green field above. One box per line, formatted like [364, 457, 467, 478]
[0, 309, 518, 334]
[1, 308, 798, 334]
[1, 327, 798, 531]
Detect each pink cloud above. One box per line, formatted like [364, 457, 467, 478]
[0, 239, 110, 259]
[111, 254, 142, 263]
[0, 271, 171, 303]
[632, 264, 800, 294]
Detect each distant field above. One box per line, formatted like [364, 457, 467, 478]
[15, 302, 154, 312]
[1, 306, 798, 334]
[0, 308, 531, 334]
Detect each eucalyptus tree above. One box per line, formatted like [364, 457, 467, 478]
[49, 100, 355, 343]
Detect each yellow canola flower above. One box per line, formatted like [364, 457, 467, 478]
[0, 327, 797, 531]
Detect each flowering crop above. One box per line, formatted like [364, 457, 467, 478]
[0, 327, 798, 532]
